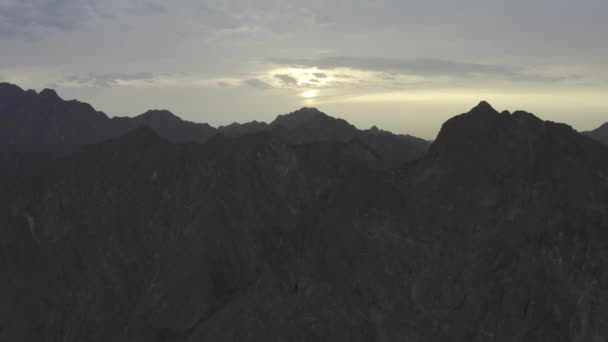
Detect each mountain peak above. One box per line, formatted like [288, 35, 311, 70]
[39, 88, 60, 99]
[0, 82, 26, 101]
[135, 110, 184, 125]
[294, 107, 323, 114]
[427, 103, 593, 176]
[270, 107, 325, 129]
[138, 109, 179, 119]
[0, 82, 24, 93]
[469, 100, 498, 115]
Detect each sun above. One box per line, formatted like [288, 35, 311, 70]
[302, 90, 317, 98]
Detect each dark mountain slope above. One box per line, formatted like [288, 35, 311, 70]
[1, 128, 389, 342]
[584, 122, 608, 145]
[1, 102, 607, 341]
[0, 83, 220, 194]
[394, 101, 608, 341]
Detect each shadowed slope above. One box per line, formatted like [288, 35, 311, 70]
[1, 101, 607, 341]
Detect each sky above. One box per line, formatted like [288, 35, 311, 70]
[1, 0, 607, 139]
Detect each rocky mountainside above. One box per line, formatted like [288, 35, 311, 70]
[1, 97, 607, 341]
[584, 122, 608, 145]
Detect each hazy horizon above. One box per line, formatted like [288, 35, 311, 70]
[1, 0, 607, 138]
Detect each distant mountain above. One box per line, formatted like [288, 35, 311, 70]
[2, 100, 608, 341]
[270, 107, 329, 129]
[269, 107, 359, 143]
[583, 122, 608, 145]
[267, 107, 430, 166]
[218, 120, 268, 137]
[0, 83, 219, 151]
[112, 109, 217, 143]
[0, 83, 113, 150]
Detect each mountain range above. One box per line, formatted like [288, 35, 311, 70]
[0, 83, 432, 191]
[0, 82, 607, 341]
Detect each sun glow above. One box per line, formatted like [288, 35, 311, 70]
[302, 90, 317, 98]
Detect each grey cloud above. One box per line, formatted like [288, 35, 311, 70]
[313, 72, 327, 78]
[134, 2, 169, 15]
[217, 81, 230, 87]
[0, 0, 107, 39]
[63, 72, 156, 88]
[509, 73, 583, 83]
[335, 74, 357, 79]
[274, 74, 298, 86]
[309, 79, 319, 83]
[243, 78, 272, 89]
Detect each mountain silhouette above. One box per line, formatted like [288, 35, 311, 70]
[1, 84, 607, 341]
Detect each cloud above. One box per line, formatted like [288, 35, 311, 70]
[313, 72, 327, 78]
[62, 72, 156, 88]
[508, 73, 583, 83]
[267, 56, 584, 83]
[243, 78, 272, 89]
[274, 74, 298, 86]
[132, 2, 169, 15]
[217, 81, 230, 87]
[0, 0, 108, 39]
[268, 56, 515, 77]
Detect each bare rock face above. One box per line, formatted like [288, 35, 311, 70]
[1, 92, 608, 341]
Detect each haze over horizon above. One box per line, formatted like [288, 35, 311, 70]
[1, 0, 607, 138]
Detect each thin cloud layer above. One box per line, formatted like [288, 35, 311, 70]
[243, 78, 273, 89]
[0, 0, 107, 38]
[267, 57, 582, 83]
[62, 72, 157, 88]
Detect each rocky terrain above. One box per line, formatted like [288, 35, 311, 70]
[0, 84, 607, 341]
